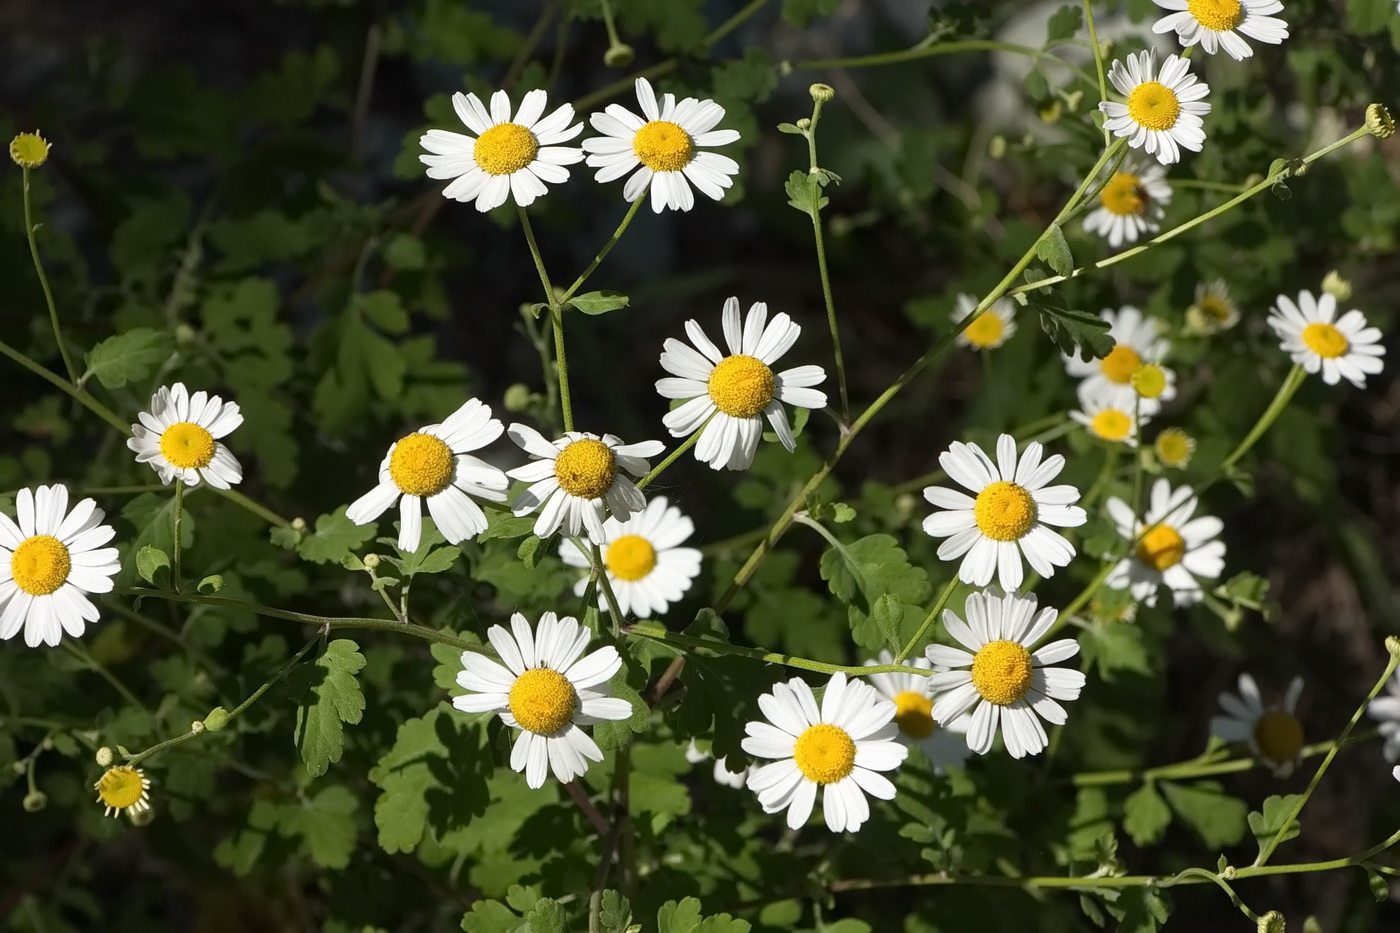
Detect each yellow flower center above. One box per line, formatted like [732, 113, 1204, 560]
[389, 433, 455, 497]
[159, 422, 216, 470]
[1301, 322, 1348, 359]
[1131, 363, 1168, 399]
[11, 535, 71, 596]
[1090, 409, 1133, 442]
[1187, 0, 1244, 31]
[973, 481, 1036, 542]
[1126, 81, 1182, 131]
[1154, 429, 1195, 468]
[1100, 344, 1143, 384]
[554, 439, 617, 499]
[1136, 524, 1185, 570]
[792, 722, 857, 784]
[473, 122, 539, 176]
[9, 132, 51, 169]
[964, 312, 1006, 349]
[508, 668, 578, 734]
[970, 640, 1034, 706]
[605, 534, 657, 582]
[1197, 295, 1232, 324]
[707, 354, 776, 418]
[1100, 172, 1145, 216]
[95, 766, 147, 811]
[1253, 710, 1304, 765]
[632, 120, 694, 172]
[892, 690, 937, 739]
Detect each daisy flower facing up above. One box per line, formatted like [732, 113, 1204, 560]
[1210, 674, 1304, 776]
[420, 89, 582, 213]
[742, 672, 906, 833]
[1070, 390, 1153, 447]
[1151, 0, 1288, 61]
[1065, 306, 1174, 409]
[921, 434, 1087, 591]
[127, 383, 243, 489]
[1105, 478, 1225, 607]
[925, 589, 1086, 759]
[1266, 290, 1385, 388]
[951, 294, 1018, 351]
[656, 297, 827, 471]
[559, 495, 702, 617]
[684, 740, 748, 789]
[346, 399, 510, 554]
[1154, 428, 1197, 469]
[95, 766, 152, 818]
[1, 485, 120, 648]
[507, 426, 662, 540]
[1186, 280, 1240, 335]
[452, 612, 632, 789]
[582, 78, 741, 213]
[1100, 51, 1211, 165]
[1082, 157, 1173, 249]
[1367, 672, 1400, 764]
[864, 650, 971, 773]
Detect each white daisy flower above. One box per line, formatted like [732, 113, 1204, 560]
[452, 612, 633, 789]
[656, 296, 827, 472]
[1064, 306, 1175, 410]
[951, 294, 1018, 351]
[1366, 672, 1400, 764]
[1151, 0, 1288, 61]
[684, 740, 748, 789]
[419, 89, 583, 213]
[1100, 51, 1211, 165]
[1266, 290, 1385, 388]
[1186, 280, 1240, 335]
[1394, 764, 1400, 783]
[742, 672, 907, 833]
[1105, 479, 1225, 607]
[864, 650, 972, 773]
[559, 495, 701, 618]
[581, 78, 741, 213]
[0, 485, 120, 648]
[1209, 673, 1304, 776]
[506, 426, 662, 541]
[925, 588, 1086, 759]
[94, 765, 152, 818]
[921, 434, 1087, 592]
[1082, 156, 1172, 249]
[1070, 389, 1153, 446]
[346, 399, 510, 554]
[127, 383, 243, 489]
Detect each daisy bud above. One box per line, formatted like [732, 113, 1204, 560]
[23, 791, 48, 812]
[362, 553, 381, 570]
[130, 806, 156, 826]
[503, 383, 534, 412]
[1366, 103, 1394, 139]
[1321, 270, 1351, 301]
[174, 323, 197, 344]
[989, 135, 1007, 159]
[9, 131, 50, 169]
[603, 43, 634, 68]
[1257, 911, 1286, 933]
[291, 517, 307, 533]
[1131, 364, 1168, 399]
[190, 719, 205, 734]
[95, 747, 115, 767]
[795, 118, 811, 131]
[809, 83, 835, 104]
[1386, 635, 1400, 659]
[202, 706, 231, 732]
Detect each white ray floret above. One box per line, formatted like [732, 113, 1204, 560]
[1151, 0, 1289, 61]
[559, 495, 701, 618]
[1100, 51, 1212, 165]
[1366, 672, 1400, 765]
[1105, 479, 1226, 607]
[1266, 289, 1385, 388]
[1210, 673, 1305, 776]
[685, 740, 749, 789]
[127, 383, 243, 489]
[507, 426, 662, 541]
[864, 650, 972, 773]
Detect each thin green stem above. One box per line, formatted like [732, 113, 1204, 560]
[1069, 732, 1372, 787]
[0, 336, 128, 433]
[517, 208, 573, 433]
[623, 621, 931, 678]
[596, 0, 624, 50]
[895, 576, 960, 663]
[172, 480, 185, 591]
[1218, 364, 1306, 476]
[1079, 0, 1109, 144]
[637, 431, 703, 490]
[809, 181, 848, 422]
[23, 167, 78, 383]
[794, 41, 1099, 92]
[560, 198, 644, 304]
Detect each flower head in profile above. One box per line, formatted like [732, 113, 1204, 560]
[864, 650, 971, 773]
[742, 672, 907, 833]
[951, 294, 1018, 351]
[1210, 673, 1304, 776]
[921, 434, 1087, 592]
[1267, 289, 1385, 388]
[1151, 0, 1288, 61]
[582, 78, 741, 212]
[1367, 672, 1400, 765]
[656, 297, 826, 471]
[1186, 280, 1240, 335]
[346, 399, 510, 554]
[507, 427, 662, 541]
[1065, 306, 1174, 410]
[1082, 156, 1172, 248]
[95, 765, 152, 818]
[128, 383, 243, 489]
[1100, 51, 1211, 164]
[452, 612, 633, 788]
[925, 589, 1086, 759]
[420, 89, 583, 213]
[559, 495, 701, 618]
[1, 485, 120, 648]
[1105, 479, 1225, 607]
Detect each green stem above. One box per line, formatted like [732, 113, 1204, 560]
[623, 621, 930, 678]
[793, 41, 1099, 92]
[172, 480, 185, 591]
[596, 0, 624, 50]
[895, 576, 960, 663]
[1217, 364, 1306, 476]
[1069, 732, 1372, 787]
[560, 197, 644, 305]
[517, 207, 573, 433]
[810, 185, 848, 424]
[22, 166, 78, 383]
[637, 430, 703, 490]
[1079, 0, 1108, 142]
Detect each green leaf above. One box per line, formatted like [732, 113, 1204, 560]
[599, 891, 633, 933]
[478, 514, 537, 542]
[461, 901, 524, 933]
[869, 593, 905, 652]
[293, 639, 367, 777]
[1122, 782, 1171, 847]
[568, 290, 630, 315]
[83, 328, 174, 389]
[1160, 780, 1248, 849]
[525, 899, 567, 933]
[197, 573, 223, 594]
[357, 290, 411, 334]
[1247, 794, 1303, 857]
[1347, 0, 1393, 34]
[384, 233, 427, 270]
[818, 534, 931, 650]
[785, 170, 828, 219]
[281, 784, 358, 869]
[296, 506, 377, 565]
[1035, 299, 1114, 361]
[593, 675, 646, 751]
[781, 0, 839, 28]
[1035, 224, 1074, 277]
[135, 545, 170, 587]
[123, 492, 195, 563]
[657, 898, 703, 933]
[401, 544, 462, 577]
[1078, 623, 1151, 680]
[1045, 5, 1083, 42]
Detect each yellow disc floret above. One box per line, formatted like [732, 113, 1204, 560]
[1301, 322, 1348, 359]
[1253, 710, 1304, 765]
[632, 120, 694, 172]
[9, 132, 50, 169]
[970, 640, 1034, 705]
[1136, 524, 1185, 570]
[1090, 409, 1133, 442]
[389, 433, 456, 497]
[1126, 81, 1182, 131]
[159, 422, 216, 470]
[964, 312, 1006, 349]
[605, 534, 657, 582]
[11, 535, 71, 596]
[1131, 363, 1168, 399]
[973, 481, 1036, 542]
[554, 439, 617, 499]
[94, 766, 150, 816]
[707, 354, 776, 418]
[892, 691, 937, 739]
[1187, 0, 1244, 31]
[1154, 429, 1196, 468]
[1100, 344, 1143, 384]
[508, 668, 578, 734]
[473, 122, 539, 176]
[1100, 172, 1145, 216]
[792, 722, 857, 784]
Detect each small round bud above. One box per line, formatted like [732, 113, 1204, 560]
[795, 118, 811, 131]
[202, 706, 231, 732]
[988, 135, 1007, 160]
[1258, 910, 1286, 933]
[190, 720, 205, 735]
[1386, 635, 1400, 659]
[1037, 100, 1063, 124]
[363, 553, 381, 570]
[291, 517, 307, 533]
[1131, 364, 1168, 400]
[13, 761, 27, 774]
[809, 83, 835, 104]
[23, 791, 48, 812]
[1220, 865, 1238, 880]
[503, 383, 534, 413]
[603, 43, 635, 68]
[1321, 270, 1352, 301]
[95, 747, 115, 767]
[41, 737, 53, 751]
[129, 805, 156, 827]
[1366, 103, 1395, 139]
[174, 323, 197, 344]
[9, 132, 50, 169]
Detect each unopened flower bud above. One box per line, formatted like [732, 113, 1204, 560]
[363, 552, 381, 570]
[1366, 103, 1394, 139]
[809, 83, 835, 104]
[989, 135, 1007, 160]
[795, 118, 811, 131]
[1321, 270, 1351, 301]
[1386, 635, 1400, 659]
[174, 323, 197, 344]
[291, 517, 307, 533]
[202, 706, 231, 732]
[603, 43, 634, 68]
[190, 720, 205, 735]
[23, 791, 48, 812]
[503, 383, 533, 413]
[129, 805, 156, 826]
[1258, 910, 1286, 933]
[9, 132, 50, 169]
[95, 746, 114, 767]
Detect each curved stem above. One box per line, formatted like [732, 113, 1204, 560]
[22, 167, 78, 383]
[517, 207, 573, 433]
[560, 198, 644, 305]
[1079, 0, 1108, 143]
[637, 431, 702, 490]
[895, 576, 959, 663]
[1069, 731, 1375, 788]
